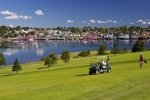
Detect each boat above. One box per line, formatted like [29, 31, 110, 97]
[117, 33, 130, 40]
[103, 33, 114, 40]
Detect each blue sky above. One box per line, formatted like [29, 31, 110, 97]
[0, 0, 150, 28]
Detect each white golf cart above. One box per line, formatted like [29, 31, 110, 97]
[89, 56, 111, 75]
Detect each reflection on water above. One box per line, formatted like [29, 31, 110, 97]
[36, 48, 45, 56]
[3, 49, 20, 56]
[0, 39, 150, 65]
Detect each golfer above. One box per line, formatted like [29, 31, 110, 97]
[139, 52, 144, 68]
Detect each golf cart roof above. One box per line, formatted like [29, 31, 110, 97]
[91, 56, 108, 59]
[90, 56, 108, 62]
[97, 56, 108, 60]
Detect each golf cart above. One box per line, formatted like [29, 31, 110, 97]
[89, 56, 111, 75]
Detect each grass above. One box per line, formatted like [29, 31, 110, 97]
[0, 51, 150, 100]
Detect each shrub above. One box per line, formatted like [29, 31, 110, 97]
[44, 56, 53, 68]
[121, 48, 129, 54]
[49, 53, 58, 64]
[78, 50, 90, 57]
[0, 53, 6, 65]
[97, 44, 107, 55]
[0, 41, 9, 48]
[132, 40, 145, 52]
[61, 50, 70, 64]
[72, 55, 79, 58]
[111, 42, 122, 55]
[12, 58, 22, 73]
[40, 57, 46, 61]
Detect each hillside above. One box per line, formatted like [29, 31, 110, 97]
[0, 51, 150, 100]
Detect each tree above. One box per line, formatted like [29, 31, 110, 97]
[0, 26, 7, 38]
[61, 50, 70, 64]
[12, 58, 22, 73]
[0, 53, 6, 65]
[82, 27, 91, 32]
[132, 40, 145, 52]
[15, 26, 21, 31]
[44, 56, 53, 68]
[78, 50, 90, 57]
[120, 26, 129, 34]
[49, 53, 58, 64]
[111, 43, 121, 55]
[0, 41, 10, 48]
[97, 44, 107, 55]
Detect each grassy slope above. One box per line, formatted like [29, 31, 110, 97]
[0, 51, 150, 100]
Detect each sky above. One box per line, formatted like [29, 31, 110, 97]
[0, 0, 150, 28]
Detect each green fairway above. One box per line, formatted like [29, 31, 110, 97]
[0, 51, 150, 100]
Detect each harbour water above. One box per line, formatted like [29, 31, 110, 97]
[0, 39, 150, 65]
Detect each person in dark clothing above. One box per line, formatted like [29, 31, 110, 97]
[139, 52, 144, 68]
[106, 60, 110, 68]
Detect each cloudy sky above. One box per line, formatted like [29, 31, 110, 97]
[0, 0, 150, 27]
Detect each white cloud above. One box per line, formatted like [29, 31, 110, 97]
[20, 15, 32, 20]
[67, 20, 74, 23]
[130, 23, 134, 25]
[137, 19, 143, 22]
[89, 20, 96, 23]
[106, 20, 113, 23]
[5, 15, 32, 20]
[97, 20, 107, 24]
[137, 19, 150, 25]
[1, 10, 15, 15]
[1, 10, 32, 20]
[147, 22, 150, 24]
[5, 15, 18, 19]
[81, 20, 92, 25]
[97, 20, 117, 24]
[142, 22, 147, 24]
[113, 21, 118, 23]
[82, 21, 86, 23]
[9, 24, 14, 27]
[35, 10, 44, 16]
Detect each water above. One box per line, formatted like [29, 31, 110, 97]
[0, 39, 150, 65]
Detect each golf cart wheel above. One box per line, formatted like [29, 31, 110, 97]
[95, 70, 99, 75]
[107, 69, 111, 73]
[89, 71, 92, 75]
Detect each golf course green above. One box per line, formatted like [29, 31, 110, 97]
[0, 51, 150, 100]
